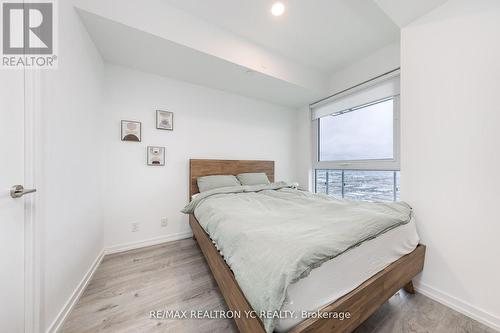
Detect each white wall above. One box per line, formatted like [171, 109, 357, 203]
[102, 65, 297, 248]
[401, 0, 500, 329]
[39, 1, 104, 331]
[328, 42, 400, 95]
[293, 107, 314, 190]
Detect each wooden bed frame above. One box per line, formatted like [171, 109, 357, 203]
[188, 159, 426, 333]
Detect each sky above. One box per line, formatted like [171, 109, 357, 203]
[319, 99, 394, 161]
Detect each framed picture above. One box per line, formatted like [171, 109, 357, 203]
[147, 146, 165, 166]
[121, 120, 141, 142]
[156, 110, 173, 130]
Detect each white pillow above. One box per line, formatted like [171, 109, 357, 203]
[197, 175, 241, 192]
[237, 173, 270, 186]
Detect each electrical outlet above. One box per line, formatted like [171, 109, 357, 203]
[131, 222, 140, 232]
[161, 217, 168, 228]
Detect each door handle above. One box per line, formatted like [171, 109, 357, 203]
[10, 185, 37, 198]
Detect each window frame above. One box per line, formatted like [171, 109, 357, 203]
[313, 95, 400, 172]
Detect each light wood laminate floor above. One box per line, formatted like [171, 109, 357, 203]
[62, 238, 496, 333]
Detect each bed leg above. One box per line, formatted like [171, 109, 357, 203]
[403, 280, 416, 294]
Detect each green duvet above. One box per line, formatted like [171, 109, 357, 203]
[182, 182, 412, 332]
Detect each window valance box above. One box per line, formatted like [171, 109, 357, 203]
[311, 71, 400, 120]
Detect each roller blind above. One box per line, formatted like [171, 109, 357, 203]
[311, 74, 400, 120]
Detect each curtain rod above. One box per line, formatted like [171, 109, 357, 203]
[309, 67, 400, 108]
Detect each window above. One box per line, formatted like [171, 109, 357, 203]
[311, 74, 400, 202]
[319, 99, 394, 162]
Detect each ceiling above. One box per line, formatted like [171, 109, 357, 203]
[75, 0, 448, 107]
[374, 0, 449, 27]
[77, 9, 324, 107]
[162, 0, 400, 73]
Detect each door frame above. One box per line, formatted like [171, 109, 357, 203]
[24, 68, 42, 333]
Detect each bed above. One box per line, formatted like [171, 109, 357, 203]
[186, 159, 425, 333]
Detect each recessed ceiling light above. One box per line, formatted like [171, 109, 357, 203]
[271, 2, 285, 16]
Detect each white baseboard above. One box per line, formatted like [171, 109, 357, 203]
[46, 232, 192, 333]
[46, 249, 104, 333]
[415, 282, 500, 331]
[103, 231, 193, 255]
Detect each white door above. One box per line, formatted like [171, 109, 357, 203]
[0, 67, 29, 331]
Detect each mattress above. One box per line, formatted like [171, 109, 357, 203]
[275, 217, 420, 332]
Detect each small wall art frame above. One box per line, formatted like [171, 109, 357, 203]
[121, 120, 142, 142]
[156, 110, 173, 130]
[147, 146, 166, 166]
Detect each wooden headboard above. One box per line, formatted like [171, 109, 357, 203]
[189, 159, 275, 197]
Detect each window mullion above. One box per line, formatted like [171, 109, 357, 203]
[393, 171, 397, 201]
[341, 170, 345, 198]
[326, 170, 329, 195]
